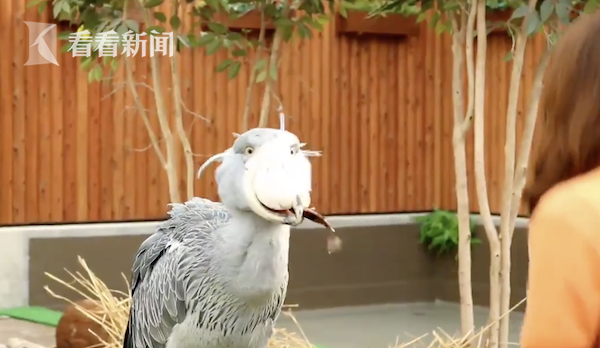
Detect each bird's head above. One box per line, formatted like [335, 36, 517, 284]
[197, 128, 322, 226]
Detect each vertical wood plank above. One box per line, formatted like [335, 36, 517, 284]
[112, 67, 125, 220]
[12, 2, 26, 224]
[0, 0, 14, 225]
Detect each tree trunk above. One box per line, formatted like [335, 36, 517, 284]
[498, 30, 527, 348]
[450, 11, 475, 344]
[472, 1, 501, 347]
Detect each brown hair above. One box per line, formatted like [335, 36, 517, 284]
[524, 12, 600, 213]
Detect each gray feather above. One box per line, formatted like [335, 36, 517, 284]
[127, 198, 231, 348]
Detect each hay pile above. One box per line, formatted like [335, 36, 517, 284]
[44, 257, 515, 348]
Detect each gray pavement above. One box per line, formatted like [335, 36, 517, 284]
[0, 302, 524, 348]
[277, 302, 524, 348]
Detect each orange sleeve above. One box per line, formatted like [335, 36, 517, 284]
[521, 197, 600, 348]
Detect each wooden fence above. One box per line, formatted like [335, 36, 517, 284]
[0, 1, 547, 225]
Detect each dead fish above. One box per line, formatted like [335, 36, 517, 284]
[302, 207, 342, 254]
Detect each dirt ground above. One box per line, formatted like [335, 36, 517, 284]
[0, 317, 55, 348]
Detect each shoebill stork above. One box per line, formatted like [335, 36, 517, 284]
[123, 127, 337, 348]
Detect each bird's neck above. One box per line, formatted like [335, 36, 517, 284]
[217, 212, 291, 301]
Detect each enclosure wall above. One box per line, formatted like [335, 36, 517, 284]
[0, 3, 546, 225]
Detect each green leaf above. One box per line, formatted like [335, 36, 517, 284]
[110, 59, 119, 72]
[297, 22, 312, 39]
[37, 1, 48, 14]
[60, 42, 71, 53]
[503, 51, 513, 61]
[584, 0, 600, 14]
[253, 57, 268, 72]
[197, 33, 216, 46]
[216, 59, 232, 72]
[88, 65, 103, 83]
[555, 2, 571, 23]
[205, 38, 222, 55]
[58, 31, 71, 40]
[339, 4, 348, 18]
[124, 20, 140, 33]
[81, 56, 94, 71]
[225, 32, 244, 42]
[26, 0, 43, 9]
[256, 70, 267, 83]
[429, 12, 439, 29]
[434, 21, 445, 35]
[177, 34, 191, 48]
[52, 3, 62, 19]
[540, 0, 554, 23]
[232, 48, 247, 57]
[144, 0, 164, 8]
[281, 25, 294, 42]
[227, 61, 242, 80]
[170, 15, 181, 30]
[510, 4, 530, 20]
[416, 12, 428, 24]
[208, 22, 229, 35]
[525, 11, 541, 36]
[154, 12, 167, 23]
[146, 25, 166, 34]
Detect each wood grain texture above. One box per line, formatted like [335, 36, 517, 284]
[0, 3, 544, 225]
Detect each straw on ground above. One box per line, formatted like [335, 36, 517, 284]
[43, 256, 522, 348]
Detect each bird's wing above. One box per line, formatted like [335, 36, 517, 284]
[124, 231, 186, 348]
[124, 197, 231, 348]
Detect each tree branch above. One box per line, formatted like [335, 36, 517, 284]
[102, 81, 154, 100]
[123, 57, 168, 168]
[139, 4, 181, 203]
[170, 0, 195, 201]
[242, 5, 267, 131]
[258, 2, 290, 128]
[463, 0, 477, 135]
[450, 8, 475, 344]
[508, 44, 550, 234]
[498, 2, 539, 347]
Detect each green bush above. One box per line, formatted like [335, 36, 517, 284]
[415, 210, 481, 255]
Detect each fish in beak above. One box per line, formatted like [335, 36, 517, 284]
[302, 206, 342, 254]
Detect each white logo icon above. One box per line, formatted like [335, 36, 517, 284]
[24, 21, 59, 66]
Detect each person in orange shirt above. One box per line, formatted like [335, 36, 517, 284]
[520, 10, 600, 348]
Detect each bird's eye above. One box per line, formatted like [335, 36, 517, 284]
[290, 146, 298, 155]
[244, 147, 254, 155]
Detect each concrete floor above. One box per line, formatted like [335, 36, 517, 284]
[0, 302, 524, 348]
[276, 302, 525, 348]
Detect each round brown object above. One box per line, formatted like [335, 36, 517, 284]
[56, 299, 110, 348]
